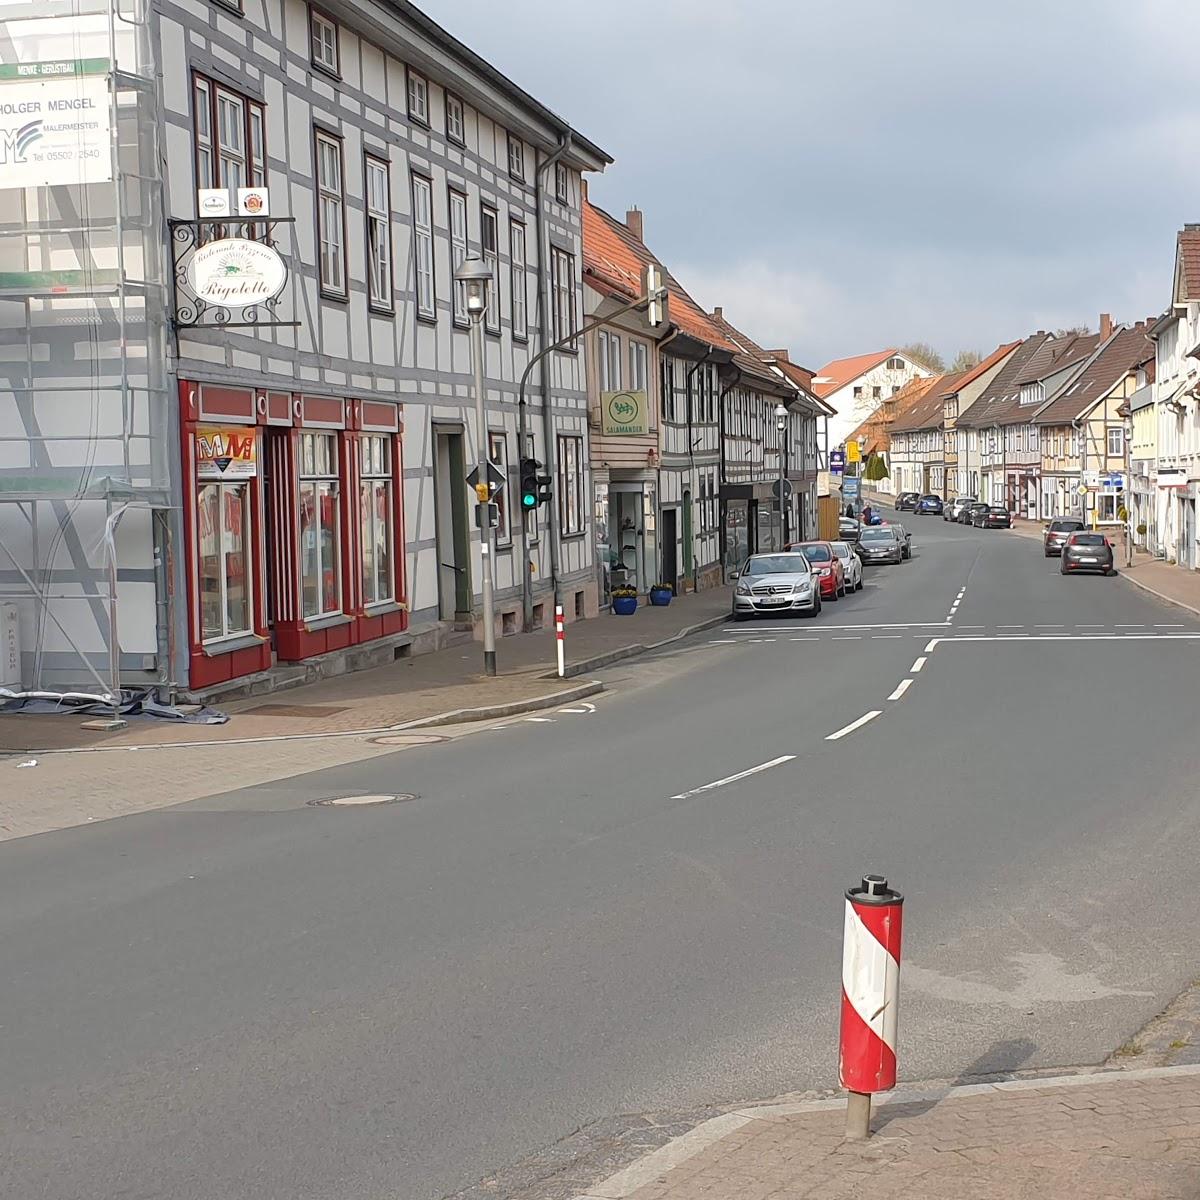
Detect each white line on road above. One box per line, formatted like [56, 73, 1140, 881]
[706, 639, 739, 644]
[871, 634, 904, 639]
[888, 679, 913, 700]
[832, 635, 862, 640]
[826, 711, 882, 741]
[525, 717, 556, 723]
[1035, 624, 1065, 628]
[998, 624, 1024, 628]
[911, 656, 927, 672]
[941, 633, 1200, 643]
[1155, 624, 1186, 628]
[1115, 624, 1144, 628]
[670, 755, 797, 800]
[925, 638, 940, 652]
[790, 637, 820, 642]
[720, 621, 951, 632]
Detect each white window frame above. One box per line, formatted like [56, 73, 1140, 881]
[550, 247, 576, 345]
[629, 339, 648, 393]
[558, 434, 584, 535]
[445, 91, 465, 145]
[310, 9, 339, 75]
[406, 68, 429, 126]
[489, 431, 511, 546]
[554, 161, 569, 205]
[411, 172, 435, 320]
[364, 154, 392, 312]
[509, 220, 528, 341]
[1107, 426, 1124, 457]
[507, 133, 524, 181]
[449, 188, 468, 327]
[480, 204, 500, 335]
[360, 434, 395, 607]
[299, 431, 342, 620]
[597, 330, 610, 393]
[196, 479, 254, 644]
[314, 129, 346, 297]
[606, 330, 622, 391]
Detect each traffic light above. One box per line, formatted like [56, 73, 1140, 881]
[520, 457, 541, 510]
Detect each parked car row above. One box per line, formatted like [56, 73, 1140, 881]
[729, 521, 911, 621]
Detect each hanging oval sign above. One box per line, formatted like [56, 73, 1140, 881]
[186, 236, 287, 309]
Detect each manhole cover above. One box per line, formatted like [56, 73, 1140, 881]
[307, 793, 417, 808]
[368, 733, 448, 746]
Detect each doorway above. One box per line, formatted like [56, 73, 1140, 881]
[661, 506, 678, 591]
[682, 490, 693, 586]
[433, 426, 471, 622]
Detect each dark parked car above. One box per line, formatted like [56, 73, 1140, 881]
[1060, 531, 1116, 575]
[856, 526, 903, 565]
[839, 516, 861, 542]
[1043, 517, 1085, 556]
[945, 497, 974, 522]
[881, 520, 912, 558]
[973, 505, 1012, 529]
[916, 494, 944, 515]
[961, 502, 989, 524]
[895, 492, 919, 511]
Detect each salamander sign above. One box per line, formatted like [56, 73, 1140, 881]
[0, 61, 112, 189]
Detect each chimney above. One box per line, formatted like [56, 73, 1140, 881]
[713, 306, 723, 320]
[581, 178, 588, 201]
[1099, 312, 1113, 339]
[625, 207, 643, 241]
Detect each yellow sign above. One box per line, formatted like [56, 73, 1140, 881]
[601, 390, 649, 436]
[846, 441, 861, 464]
[474, 482, 491, 502]
[197, 426, 257, 479]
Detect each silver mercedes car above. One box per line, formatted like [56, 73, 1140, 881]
[731, 552, 821, 621]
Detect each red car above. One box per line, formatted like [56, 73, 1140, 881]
[786, 540, 847, 599]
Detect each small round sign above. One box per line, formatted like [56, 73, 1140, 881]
[187, 236, 286, 310]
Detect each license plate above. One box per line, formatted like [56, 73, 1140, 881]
[1079, 556, 1097, 563]
[759, 596, 787, 605]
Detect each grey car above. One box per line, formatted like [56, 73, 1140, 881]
[731, 552, 821, 620]
[856, 527, 903, 565]
[883, 520, 912, 559]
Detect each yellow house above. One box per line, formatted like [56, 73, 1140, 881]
[1034, 323, 1153, 525]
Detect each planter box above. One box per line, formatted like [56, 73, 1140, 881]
[612, 596, 638, 616]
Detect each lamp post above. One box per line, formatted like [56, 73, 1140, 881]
[456, 256, 498, 677]
[857, 434, 867, 515]
[775, 403, 788, 546]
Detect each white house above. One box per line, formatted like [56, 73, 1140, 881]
[813, 349, 933, 451]
[1150, 224, 1200, 570]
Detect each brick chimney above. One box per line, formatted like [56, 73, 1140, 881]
[1099, 312, 1113, 339]
[713, 306, 723, 321]
[625, 207, 643, 241]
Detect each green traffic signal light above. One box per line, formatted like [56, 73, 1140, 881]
[521, 490, 537, 509]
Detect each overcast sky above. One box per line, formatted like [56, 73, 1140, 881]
[421, 0, 1199, 368]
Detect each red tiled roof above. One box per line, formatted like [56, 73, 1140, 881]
[890, 371, 966, 433]
[946, 341, 1021, 394]
[812, 349, 897, 398]
[583, 200, 732, 351]
[845, 375, 937, 454]
[1178, 225, 1200, 303]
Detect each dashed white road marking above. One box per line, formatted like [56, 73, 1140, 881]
[911, 656, 927, 672]
[1115, 624, 1144, 628]
[871, 634, 903, 639]
[925, 638, 940, 652]
[826, 711, 883, 741]
[998, 624, 1024, 629]
[525, 717, 556, 723]
[888, 679, 913, 700]
[707, 638, 739, 644]
[1036, 624, 1065, 628]
[940, 633, 1200, 643]
[671, 754, 796, 800]
[832, 635, 862, 640]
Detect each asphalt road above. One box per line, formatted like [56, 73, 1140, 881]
[5, 510, 1200, 1200]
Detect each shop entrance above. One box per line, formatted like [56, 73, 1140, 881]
[661, 506, 678, 591]
[433, 426, 471, 622]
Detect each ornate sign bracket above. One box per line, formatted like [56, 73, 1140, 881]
[169, 216, 300, 329]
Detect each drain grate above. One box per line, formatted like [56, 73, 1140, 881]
[307, 793, 417, 808]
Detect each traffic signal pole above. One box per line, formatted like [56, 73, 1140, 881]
[516, 268, 666, 631]
[470, 310, 498, 677]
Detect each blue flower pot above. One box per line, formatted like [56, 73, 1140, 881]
[612, 596, 638, 615]
[648, 588, 672, 606]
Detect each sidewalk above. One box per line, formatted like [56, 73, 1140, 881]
[1, 586, 732, 754]
[580, 1065, 1200, 1200]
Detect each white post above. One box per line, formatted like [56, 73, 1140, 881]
[555, 603, 565, 678]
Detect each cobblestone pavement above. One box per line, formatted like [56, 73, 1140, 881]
[578, 1067, 1200, 1200]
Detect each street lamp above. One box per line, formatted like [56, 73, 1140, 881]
[856, 435, 867, 516]
[775, 403, 788, 546]
[455, 256, 498, 677]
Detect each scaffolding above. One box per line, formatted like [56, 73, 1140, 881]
[0, 0, 173, 707]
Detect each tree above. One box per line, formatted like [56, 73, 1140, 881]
[900, 342, 945, 372]
[950, 349, 982, 372]
[864, 452, 889, 482]
[1054, 324, 1091, 337]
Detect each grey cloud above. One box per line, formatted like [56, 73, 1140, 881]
[421, 0, 1199, 361]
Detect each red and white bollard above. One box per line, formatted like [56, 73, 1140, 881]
[555, 604, 565, 677]
[839, 874, 903, 1139]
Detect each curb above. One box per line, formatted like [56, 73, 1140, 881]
[571, 1061, 1200, 1200]
[551, 613, 730, 679]
[1118, 569, 1200, 619]
[4, 680, 606, 756]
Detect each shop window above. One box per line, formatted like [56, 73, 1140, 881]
[197, 481, 253, 642]
[299, 431, 341, 618]
[360, 434, 394, 607]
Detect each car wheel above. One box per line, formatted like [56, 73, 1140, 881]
[856, 577, 864, 591]
[732, 611, 746, 621]
[1044, 550, 1051, 557]
[812, 596, 822, 616]
[1107, 568, 1119, 577]
[828, 585, 839, 601]
[1059, 565, 1068, 575]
